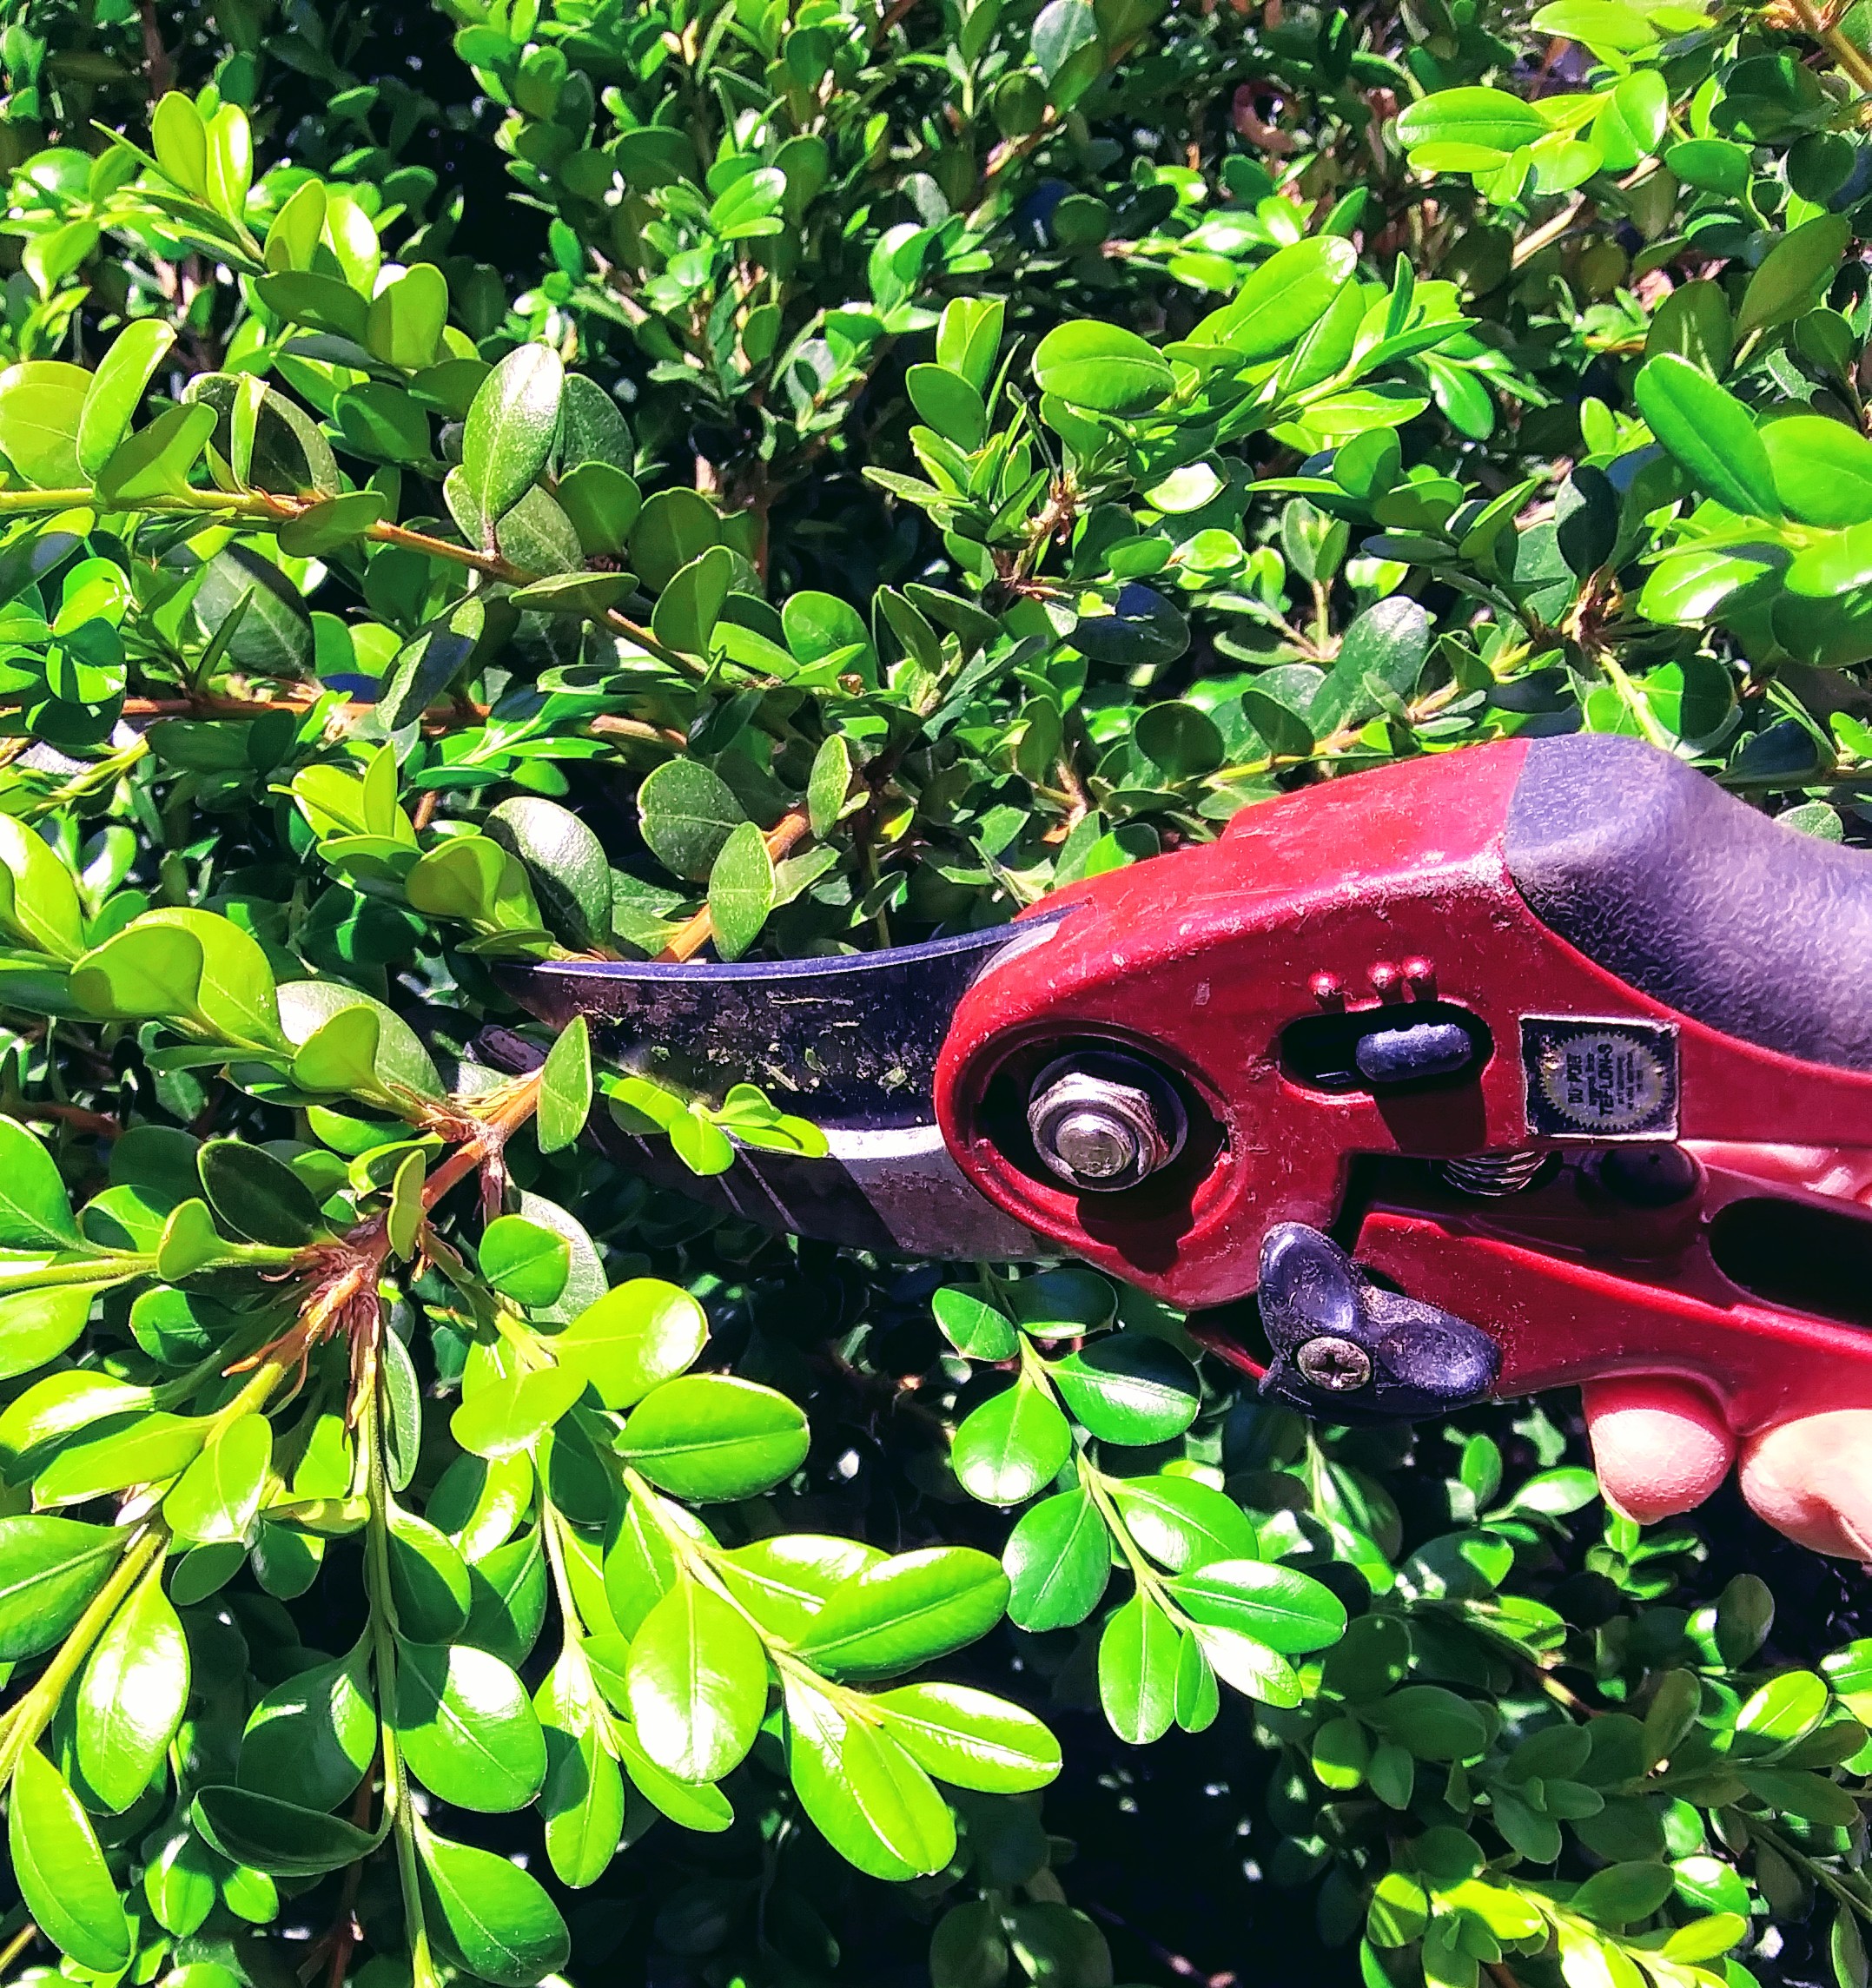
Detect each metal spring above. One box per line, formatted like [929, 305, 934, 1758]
[1439, 1149, 1551, 1197]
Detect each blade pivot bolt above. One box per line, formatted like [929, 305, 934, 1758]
[1295, 1334, 1373, 1391]
[1027, 1052, 1187, 1192]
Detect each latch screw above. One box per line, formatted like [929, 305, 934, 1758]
[1295, 1335, 1373, 1390]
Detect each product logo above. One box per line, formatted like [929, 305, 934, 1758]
[1520, 1017, 1679, 1139]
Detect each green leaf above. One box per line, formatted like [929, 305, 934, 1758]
[707, 820, 775, 961]
[637, 756, 747, 882]
[487, 796, 611, 949]
[1098, 1595, 1180, 1744]
[200, 1139, 325, 1246]
[795, 1545, 1009, 1678]
[76, 1563, 189, 1810]
[366, 261, 448, 369]
[1050, 1332, 1200, 1444]
[1108, 1474, 1260, 1573]
[556, 460, 641, 554]
[451, 1368, 586, 1460]
[536, 1014, 592, 1154]
[1762, 415, 1872, 528]
[1223, 235, 1359, 363]
[0, 1516, 123, 1660]
[541, 1712, 625, 1889]
[480, 1213, 572, 1309]
[163, 1410, 272, 1544]
[556, 1277, 708, 1410]
[626, 1575, 769, 1780]
[1634, 354, 1782, 520]
[387, 1503, 473, 1641]
[10, 1747, 132, 1971]
[0, 816, 86, 961]
[0, 1115, 81, 1249]
[933, 1285, 1018, 1359]
[617, 1372, 809, 1500]
[72, 919, 204, 1020]
[872, 1681, 1062, 1793]
[951, 1377, 1071, 1505]
[1397, 86, 1547, 155]
[136, 908, 285, 1047]
[1365, 1683, 1490, 1760]
[716, 1534, 883, 1641]
[1313, 594, 1431, 731]
[1004, 1486, 1109, 1631]
[1186, 1621, 1301, 1707]
[276, 489, 389, 556]
[807, 734, 853, 840]
[96, 401, 216, 503]
[397, 1641, 548, 1811]
[195, 1785, 383, 1876]
[1032, 322, 1173, 414]
[238, 1644, 377, 1813]
[77, 320, 177, 479]
[1736, 215, 1850, 338]
[462, 343, 565, 525]
[907, 364, 989, 450]
[280, 980, 445, 1101]
[1736, 1668, 1829, 1748]
[377, 599, 491, 736]
[784, 1674, 956, 1879]
[1571, 1862, 1679, 1928]
[34, 1410, 208, 1504]
[651, 544, 734, 656]
[0, 361, 90, 487]
[1164, 1557, 1346, 1654]
[419, 1826, 571, 1987]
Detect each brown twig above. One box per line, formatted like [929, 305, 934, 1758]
[136, 0, 174, 97]
[15, 1101, 123, 1139]
[0, 1921, 39, 1978]
[657, 804, 815, 963]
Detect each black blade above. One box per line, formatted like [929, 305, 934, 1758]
[493, 919, 1067, 1257]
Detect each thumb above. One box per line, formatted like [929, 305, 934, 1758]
[1740, 1412, 1872, 1560]
[1581, 1376, 1735, 1524]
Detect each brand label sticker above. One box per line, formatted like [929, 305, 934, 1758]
[1520, 1017, 1679, 1139]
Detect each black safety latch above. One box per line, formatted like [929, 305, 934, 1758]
[1255, 1223, 1502, 1419]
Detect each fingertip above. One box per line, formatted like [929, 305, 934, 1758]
[1741, 1414, 1872, 1561]
[1582, 1376, 1735, 1525]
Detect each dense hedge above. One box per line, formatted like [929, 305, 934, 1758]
[0, 0, 1866, 1985]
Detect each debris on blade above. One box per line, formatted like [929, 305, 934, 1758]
[493, 921, 1066, 1258]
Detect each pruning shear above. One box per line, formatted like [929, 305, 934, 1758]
[496, 733, 1872, 1435]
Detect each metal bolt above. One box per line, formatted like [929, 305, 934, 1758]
[1027, 1053, 1187, 1192]
[1308, 971, 1344, 1006]
[1295, 1335, 1373, 1391]
[1368, 961, 1402, 998]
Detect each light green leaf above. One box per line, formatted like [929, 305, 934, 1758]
[462, 343, 565, 525]
[618, 1373, 809, 1501]
[397, 1641, 548, 1812]
[795, 1545, 1009, 1679]
[706, 820, 774, 961]
[10, 1747, 131, 1971]
[626, 1575, 769, 1780]
[556, 1277, 708, 1410]
[1634, 354, 1781, 520]
[76, 1563, 189, 1810]
[77, 320, 177, 479]
[872, 1681, 1062, 1792]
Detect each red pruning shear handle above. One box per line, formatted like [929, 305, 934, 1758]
[933, 733, 1872, 1430]
[510, 733, 1872, 1440]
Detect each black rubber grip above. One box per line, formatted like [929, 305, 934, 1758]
[1505, 734, 1872, 1073]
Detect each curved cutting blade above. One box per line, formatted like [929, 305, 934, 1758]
[494, 919, 1067, 1258]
